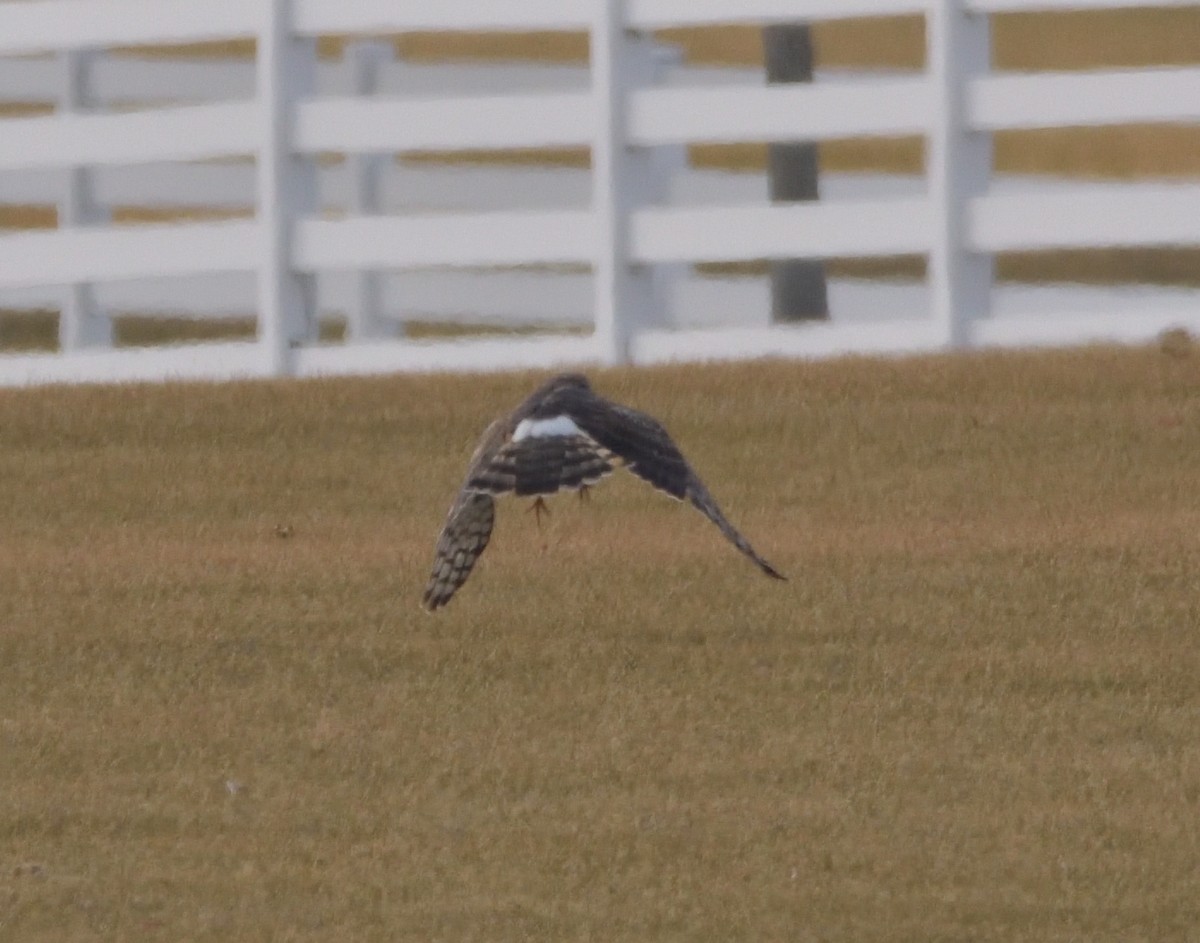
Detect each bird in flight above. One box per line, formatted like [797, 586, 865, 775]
[422, 373, 785, 610]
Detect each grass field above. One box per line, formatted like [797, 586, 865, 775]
[1, 346, 1198, 940]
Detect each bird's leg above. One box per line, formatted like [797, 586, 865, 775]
[578, 484, 591, 504]
[526, 496, 550, 529]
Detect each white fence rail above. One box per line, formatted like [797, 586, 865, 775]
[1, 0, 1198, 386]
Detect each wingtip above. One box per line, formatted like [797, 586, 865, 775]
[747, 550, 786, 581]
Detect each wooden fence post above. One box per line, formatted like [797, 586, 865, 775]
[344, 40, 399, 342]
[763, 24, 829, 322]
[928, 0, 993, 349]
[57, 48, 113, 350]
[257, 0, 317, 376]
[590, 0, 658, 365]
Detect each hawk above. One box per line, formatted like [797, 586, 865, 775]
[422, 373, 785, 610]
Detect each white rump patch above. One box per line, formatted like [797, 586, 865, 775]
[513, 415, 583, 442]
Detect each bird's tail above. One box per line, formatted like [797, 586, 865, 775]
[687, 477, 786, 580]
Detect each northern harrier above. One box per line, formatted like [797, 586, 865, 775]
[422, 373, 785, 610]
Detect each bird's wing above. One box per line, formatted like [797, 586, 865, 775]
[564, 392, 786, 580]
[421, 419, 509, 611]
[422, 490, 495, 611]
[559, 397, 691, 499]
[684, 475, 786, 580]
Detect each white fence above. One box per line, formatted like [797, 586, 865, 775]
[1, 0, 1199, 386]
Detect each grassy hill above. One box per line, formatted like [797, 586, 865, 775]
[1, 345, 1198, 940]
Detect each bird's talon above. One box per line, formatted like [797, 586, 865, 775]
[526, 496, 549, 529]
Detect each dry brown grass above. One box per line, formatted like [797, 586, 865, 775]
[1, 346, 1198, 940]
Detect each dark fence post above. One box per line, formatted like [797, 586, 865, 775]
[763, 24, 829, 322]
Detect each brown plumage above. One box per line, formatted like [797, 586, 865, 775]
[421, 373, 785, 610]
